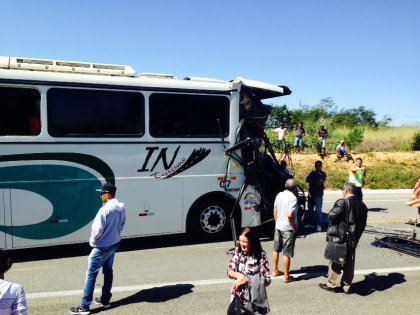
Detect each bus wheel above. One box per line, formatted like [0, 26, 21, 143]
[189, 196, 232, 241]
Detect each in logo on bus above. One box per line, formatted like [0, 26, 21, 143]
[137, 145, 211, 179]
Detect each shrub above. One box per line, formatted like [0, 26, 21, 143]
[412, 132, 420, 151]
[344, 127, 364, 150]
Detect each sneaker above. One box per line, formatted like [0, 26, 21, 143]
[94, 297, 111, 309]
[69, 305, 90, 315]
[316, 225, 322, 232]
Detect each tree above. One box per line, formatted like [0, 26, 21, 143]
[266, 104, 293, 129]
[318, 97, 337, 115]
[331, 106, 381, 127]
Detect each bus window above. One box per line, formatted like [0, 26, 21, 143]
[149, 93, 229, 137]
[0, 87, 41, 136]
[47, 88, 144, 137]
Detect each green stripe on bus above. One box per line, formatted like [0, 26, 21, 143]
[0, 153, 115, 184]
[0, 164, 101, 239]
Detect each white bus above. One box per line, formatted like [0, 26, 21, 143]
[0, 56, 292, 249]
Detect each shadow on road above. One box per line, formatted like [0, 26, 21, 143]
[10, 234, 201, 263]
[297, 265, 328, 279]
[351, 272, 406, 296]
[368, 207, 388, 212]
[91, 283, 194, 312]
[10, 219, 277, 263]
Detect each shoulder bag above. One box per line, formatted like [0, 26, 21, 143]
[324, 199, 350, 264]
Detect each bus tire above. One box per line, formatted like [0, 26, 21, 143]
[189, 195, 234, 242]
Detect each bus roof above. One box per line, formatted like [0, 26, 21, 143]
[0, 56, 291, 99]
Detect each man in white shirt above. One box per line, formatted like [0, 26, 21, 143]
[272, 179, 299, 283]
[273, 122, 287, 150]
[273, 123, 287, 142]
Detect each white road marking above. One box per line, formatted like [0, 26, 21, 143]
[26, 265, 420, 299]
[13, 266, 49, 272]
[324, 199, 408, 203]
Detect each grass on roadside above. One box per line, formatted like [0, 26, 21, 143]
[287, 152, 420, 190]
[328, 126, 419, 152]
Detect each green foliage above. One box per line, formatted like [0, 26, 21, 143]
[302, 121, 318, 151]
[290, 100, 331, 126]
[266, 104, 293, 129]
[332, 106, 384, 128]
[265, 97, 418, 154]
[318, 97, 337, 114]
[266, 131, 284, 152]
[287, 98, 391, 129]
[379, 116, 393, 127]
[292, 153, 420, 190]
[367, 162, 420, 189]
[412, 132, 420, 150]
[344, 127, 364, 150]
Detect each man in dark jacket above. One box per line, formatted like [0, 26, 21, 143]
[319, 182, 368, 294]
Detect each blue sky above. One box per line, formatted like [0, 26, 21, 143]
[1, 0, 419, 126]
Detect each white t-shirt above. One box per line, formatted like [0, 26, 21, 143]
[274, 190, 298, 231]
[0, 280, 27, 315]
[273, 127, 287, 140]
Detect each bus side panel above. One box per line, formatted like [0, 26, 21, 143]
[117, 176, 184, 237]
[0, 189, 6, 248]
[1, 163, 102, 248]
[0, 143, 187, 247]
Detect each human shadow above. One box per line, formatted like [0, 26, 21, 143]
[102, 283, 194, 311]
[351, 272, 406, 296]
[295, 265, 328, 280]
[11, 233, 201, 263]
[368, 207, 387, 212]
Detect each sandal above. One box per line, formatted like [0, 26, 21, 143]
[272, 271, 284, 277]
[283, 276, 296, 283]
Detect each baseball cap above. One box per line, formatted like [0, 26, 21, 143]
[96, 182, 116, 194]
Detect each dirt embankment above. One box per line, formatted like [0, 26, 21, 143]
[277, 151, 420, 190]
[288, 151, 419, 165]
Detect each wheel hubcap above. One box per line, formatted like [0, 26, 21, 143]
[199, 205, 226, 234]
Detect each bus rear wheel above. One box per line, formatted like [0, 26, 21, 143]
[189, 196, 233, 242]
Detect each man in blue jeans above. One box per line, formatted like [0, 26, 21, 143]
[70, 183, 126, 315]
[305, 161, 327, 232]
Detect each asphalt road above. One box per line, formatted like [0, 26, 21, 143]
[7, 190, 420, 315]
